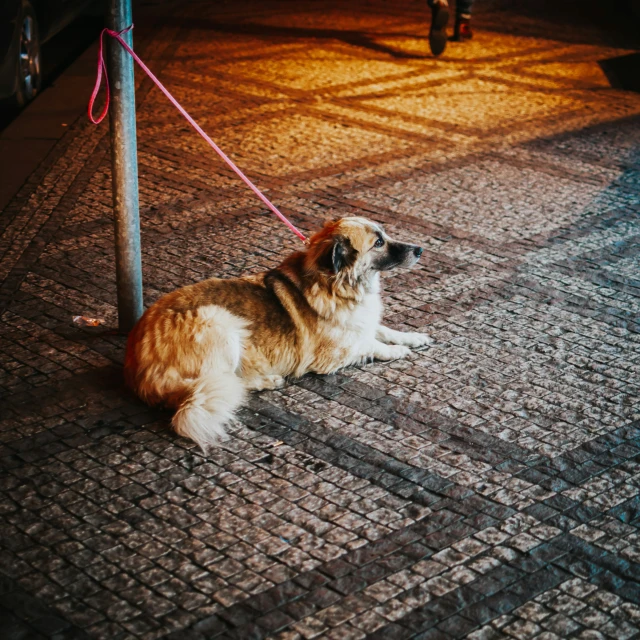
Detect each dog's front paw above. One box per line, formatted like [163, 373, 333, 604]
[403, 332, 433, 348]
[374, 344, 411, 361]
[247, 375, 286, 391]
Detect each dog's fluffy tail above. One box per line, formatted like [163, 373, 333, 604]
[172, 373, 246, 449]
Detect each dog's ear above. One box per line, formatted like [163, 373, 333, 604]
[331, 235, 355, 273]
[315, 234, 356, 274]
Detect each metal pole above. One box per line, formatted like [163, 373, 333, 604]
[107, 0, 143, 332]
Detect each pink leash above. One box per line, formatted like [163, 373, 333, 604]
[88, 25, 308, 244]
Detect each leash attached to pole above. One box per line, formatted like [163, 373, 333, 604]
[89, 25, 308, 244]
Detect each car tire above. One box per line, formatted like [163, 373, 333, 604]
[12, 0, 41, 107]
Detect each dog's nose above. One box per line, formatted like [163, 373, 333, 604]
[413, 246, 423, 257]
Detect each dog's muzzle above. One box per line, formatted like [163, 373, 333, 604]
[375, 242, 423, 270]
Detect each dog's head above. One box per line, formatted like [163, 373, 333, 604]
[304, 217, 423, 295]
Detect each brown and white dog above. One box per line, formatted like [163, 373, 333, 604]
[124, 217, 432, 448]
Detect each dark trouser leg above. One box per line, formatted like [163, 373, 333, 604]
[456, 0, 473, 17]
[453, 0, 473, 40]
[427, 0, 449, 56]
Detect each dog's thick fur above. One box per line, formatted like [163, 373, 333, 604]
[124, 217, 432, 448]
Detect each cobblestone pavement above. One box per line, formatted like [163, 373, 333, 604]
[2, 0, 640, 638]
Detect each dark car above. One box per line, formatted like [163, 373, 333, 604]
[0, 0, 96, 106]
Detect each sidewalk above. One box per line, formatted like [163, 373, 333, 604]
[1, 1, 640, 639]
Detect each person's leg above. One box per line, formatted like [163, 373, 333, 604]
[452, 0, 473, 41]
[427, 0, 449, 56]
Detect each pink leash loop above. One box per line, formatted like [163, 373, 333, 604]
[88, 25, 308, 244]
[87, 27, 119, 125]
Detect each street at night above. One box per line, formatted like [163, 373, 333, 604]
[1, 1, 640, 639]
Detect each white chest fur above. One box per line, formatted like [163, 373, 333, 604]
[321, 277, 384, 362]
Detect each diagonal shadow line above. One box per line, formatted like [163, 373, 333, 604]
[165, 17, 433, 60]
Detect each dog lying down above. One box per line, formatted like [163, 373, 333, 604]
[124, 217, 432, 448]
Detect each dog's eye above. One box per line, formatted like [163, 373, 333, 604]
[374, 237, 384, 248]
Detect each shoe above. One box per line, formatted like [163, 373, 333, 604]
[452, 15, 473, 41]
[429, 1, 449, 56]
